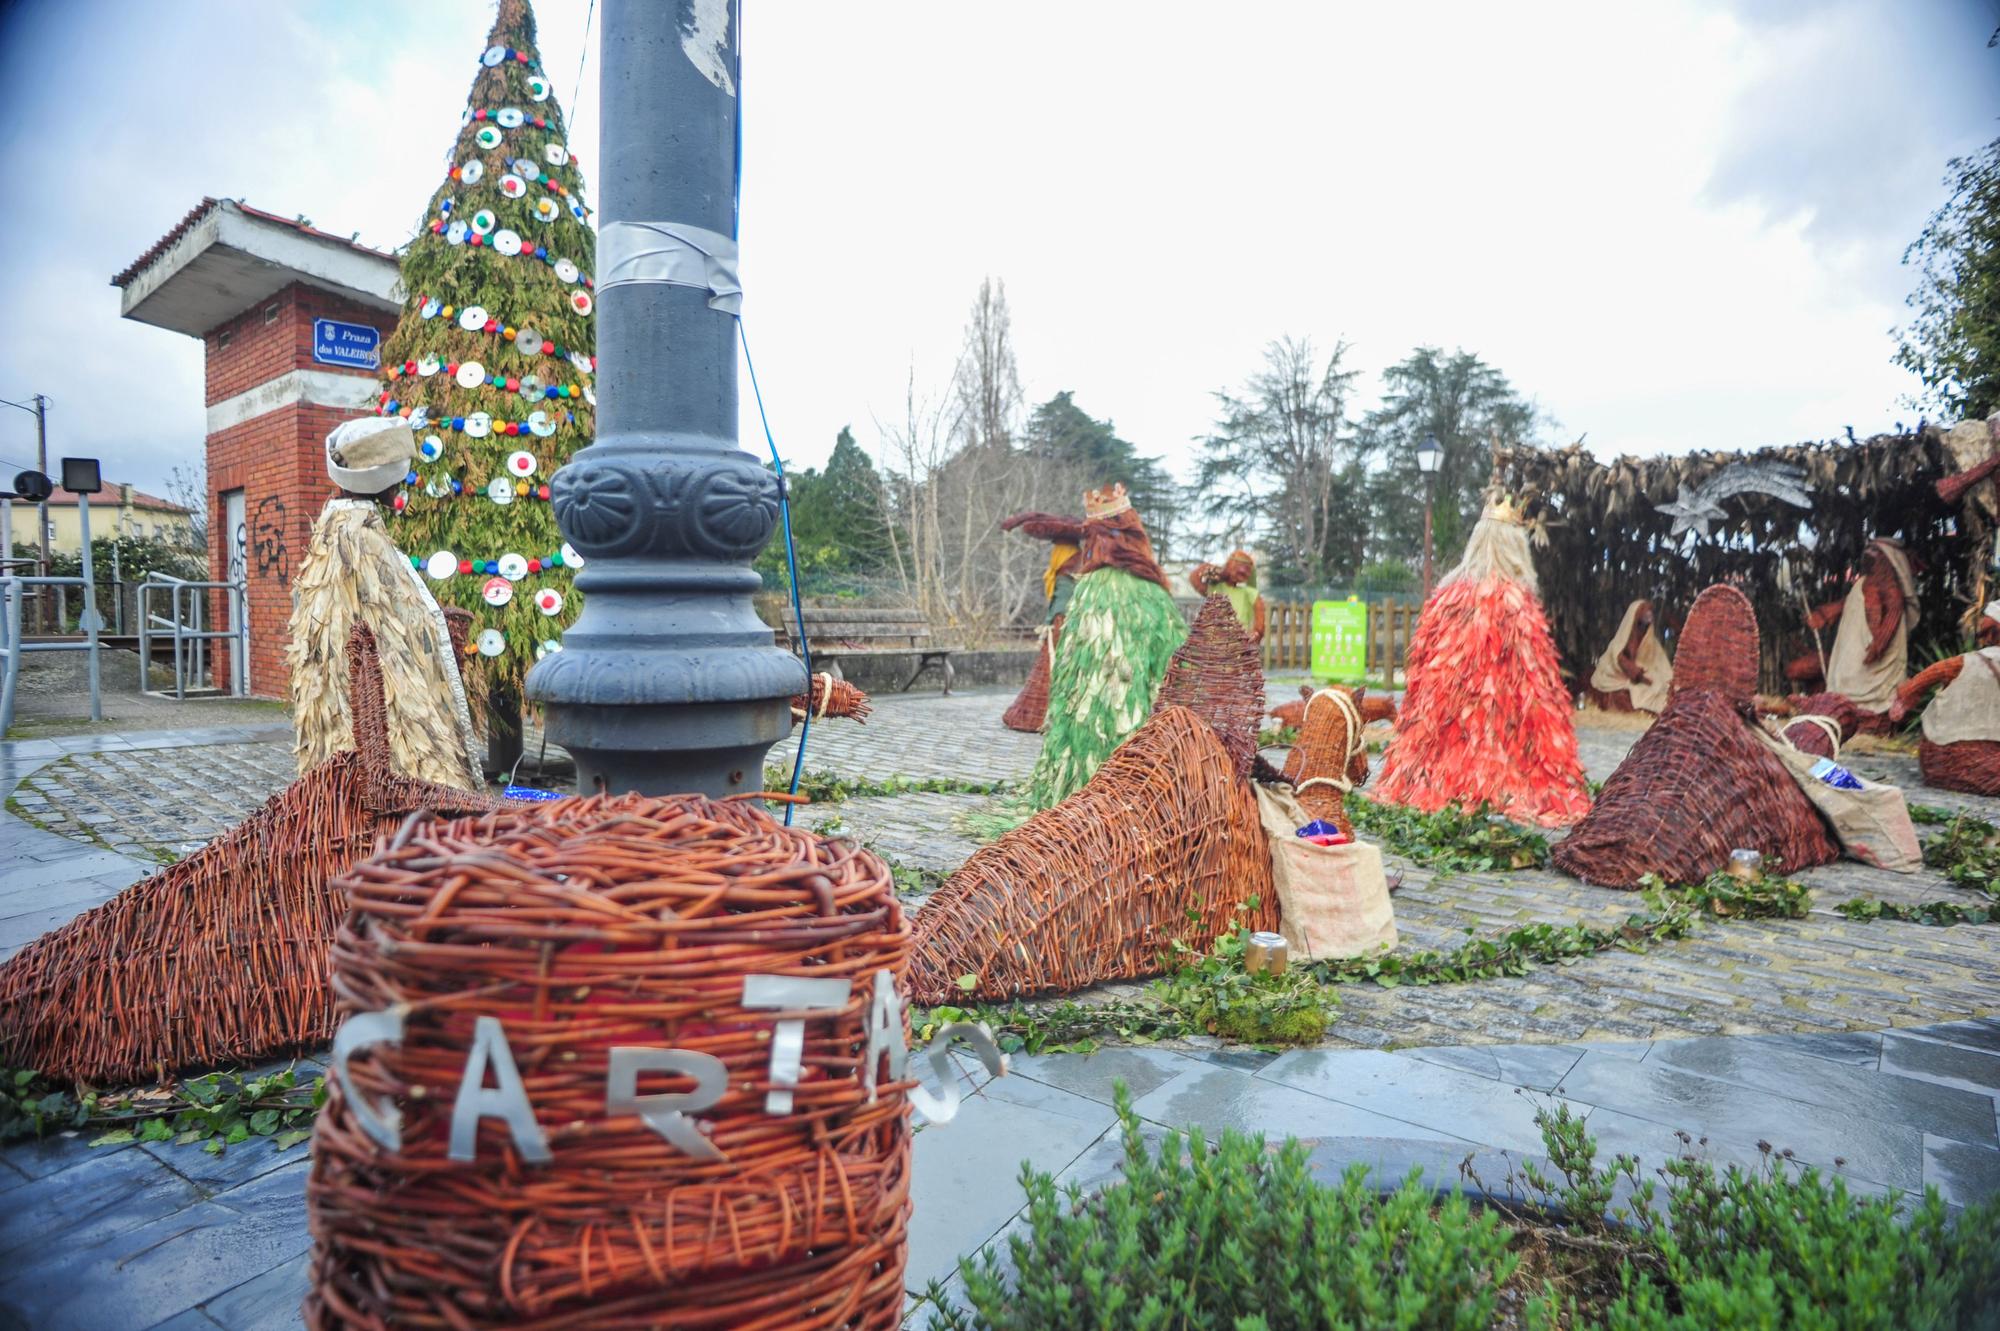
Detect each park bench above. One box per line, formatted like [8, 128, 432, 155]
[777, 606, 955, 695]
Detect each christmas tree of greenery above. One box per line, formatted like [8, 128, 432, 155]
[374, 0, 593, 700]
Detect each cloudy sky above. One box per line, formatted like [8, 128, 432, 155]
[0, 0, 1994, 498]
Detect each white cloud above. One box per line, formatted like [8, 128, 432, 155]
[0, 0, 1989, 499]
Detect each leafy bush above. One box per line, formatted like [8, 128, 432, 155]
[929, 1087, 2000, 1330]
[927, 1085, 1518, 1330]
[1344, 795, 1550, 876]
[2, 1065, 325, 1155]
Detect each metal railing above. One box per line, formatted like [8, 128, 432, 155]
[0, 574, 103, 734]
[138, 575, 248, 701]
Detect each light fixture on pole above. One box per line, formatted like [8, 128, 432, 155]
[1416, 434, 1443, 599]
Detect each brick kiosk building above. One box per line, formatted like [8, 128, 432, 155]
[113, 199, 401, 698]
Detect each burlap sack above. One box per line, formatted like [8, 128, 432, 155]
[1752, 729, 1922, 873]
[1255, 784, 1397, 959]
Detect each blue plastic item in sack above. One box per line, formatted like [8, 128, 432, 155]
[1807, 758, 1864, 791]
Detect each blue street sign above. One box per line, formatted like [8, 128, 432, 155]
[312, 318, 381, 369]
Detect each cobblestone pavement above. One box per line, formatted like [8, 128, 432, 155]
[5, 689, 1997, 1048]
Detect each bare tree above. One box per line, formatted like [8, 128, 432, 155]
[1191, 336, 1360, 585]
[164, 459, 209, 553]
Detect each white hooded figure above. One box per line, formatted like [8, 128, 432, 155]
[286, 417, 482, 788]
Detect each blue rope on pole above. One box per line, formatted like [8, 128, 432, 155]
[739, 324, 812, 825]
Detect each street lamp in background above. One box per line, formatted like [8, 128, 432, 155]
[1416, 434, 1443, 599]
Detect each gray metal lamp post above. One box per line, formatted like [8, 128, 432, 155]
[1416, 434, 1443, 599]
[525, 0, 806, 795]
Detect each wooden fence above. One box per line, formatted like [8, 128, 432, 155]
[1262, 599, 1421, 687]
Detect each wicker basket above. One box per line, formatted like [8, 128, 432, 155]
[306, 792, 912, 1329]
[910, 705, 1274, 1003]
[1777, 692, 1863, 759]
[1152, 595, 1265, 776]
[0, 624, 494, 1087]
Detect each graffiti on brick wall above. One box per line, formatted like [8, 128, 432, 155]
[252, 495, 289, 583]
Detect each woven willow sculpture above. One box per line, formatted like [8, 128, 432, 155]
[910, 706, 1274, 1003]
[307, 793, 911, 1330]
[1152, 595, 1265, 776]
[1554, 586, 1838, 888]
[1279, 688, 1371, 836]
[0, 624, 495, 1086]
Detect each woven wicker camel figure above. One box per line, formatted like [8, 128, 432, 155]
[0, 623, 497, 1087]
[1553, 585, 1838, 889]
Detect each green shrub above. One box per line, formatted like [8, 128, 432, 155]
[930, 1088, 2000, 1330]
[927, 1085, 1517, 1330]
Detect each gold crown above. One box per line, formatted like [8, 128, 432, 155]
[1084, 483, 1131, 519]
[1483, 493, 1525, 526]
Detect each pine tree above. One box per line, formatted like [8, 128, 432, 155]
[373, 0, 594, 700]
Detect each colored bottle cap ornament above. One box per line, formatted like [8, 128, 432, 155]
[493, 229, 522, 257]
[475, 125, 503, 150]
[464, 412, 492, 438]
[420, 433, 446, 462]
[527, 75, 551, 101]
[487, 477, 514, 505]
[469, 210, 495, 236]
[424, 550, 457, 580]
[476, 629, 506, 656]
[545, 143, 569, 166]
[481, 575, 513, 607]
[505, 451, 537, 478]
[481, 43, 507, 66]
[534, 197, 559, 224]
[420, 297, 442, 319]
[553, 258, 579, 284]
[499, 553, 530, 581]
[561, 542, 583, 568]
[416, 355, 441, 378]
[570, 291, 594, 316]
[528, 410, 555, 438]
[459, 159, 484, 184]
[567, 196, 588, 221]
[454, 361, 486, 389]
[499, 174, 527, 199]
[496, 107, 524, 128]
[457, 305, 489, 331]
[445, 220, 468, 246]
[534, 588, 564, 616]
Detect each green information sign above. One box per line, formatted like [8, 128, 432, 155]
[1310, 599, 1369, 682]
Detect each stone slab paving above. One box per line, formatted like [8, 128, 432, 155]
[6, 693, 1998, 1044]
[3, 1020, 1994, 1329]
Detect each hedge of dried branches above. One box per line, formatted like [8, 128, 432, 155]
[1494, 430, 1979, 691]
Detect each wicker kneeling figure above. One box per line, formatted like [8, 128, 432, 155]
[1893, 601, 2000, 796]
[1554, 586, 1838, 889]
[0, 624, 495, 1087]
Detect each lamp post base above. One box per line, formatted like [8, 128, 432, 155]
[544, 697, 795, 797]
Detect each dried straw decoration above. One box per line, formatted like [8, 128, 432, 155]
[0, 625, 494, 1088]
[1278, 688, 1370, 835]
[1554, 586, 1838, 889]
[307, 792, 912, 1330]
[1002, 617, 1060, 732]
[793, 671, 873, 723]
[1494, 430, 1973, 694]
[910, 706, 1273, 1004]
[1151, 595, 1265, 776]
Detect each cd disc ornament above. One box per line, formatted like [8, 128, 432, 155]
[374, 0, 592, 709]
